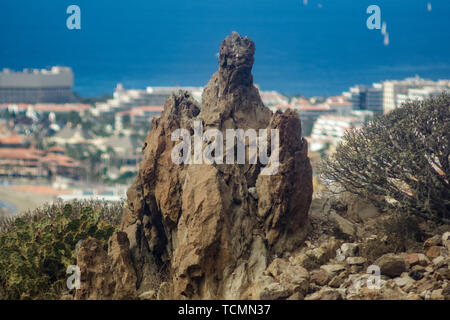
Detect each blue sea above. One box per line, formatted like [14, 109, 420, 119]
[0, 200, 16, 215]
[0, 0, 449, 97]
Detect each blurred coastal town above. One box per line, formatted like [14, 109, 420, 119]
[0, 65, 448, 216]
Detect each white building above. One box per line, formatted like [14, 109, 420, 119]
[258, 90, 289, 107]
[396, 86, 448, 106]
[343, 83, 383, 115]
[382, 76, 437, 114]
[309, 115, 364, 152]
[325, 96, 354, 116]
[0, 66, 75, 103]
[114, 105, 165, 131]
[96, 84, 203, 114]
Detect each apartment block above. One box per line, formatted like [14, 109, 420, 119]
[0, 67, 75, 103]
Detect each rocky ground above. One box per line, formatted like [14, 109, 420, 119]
[252, 195, 450, 300]
[131, 194, 450, 301]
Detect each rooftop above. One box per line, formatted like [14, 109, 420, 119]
[0, 148, 41, 160]
[0, 103, 90, 113]
[0, 135, 25, 146]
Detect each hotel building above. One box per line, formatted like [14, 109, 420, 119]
[0, 66, 75, 103]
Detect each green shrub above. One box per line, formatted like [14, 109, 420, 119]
[381, 212, 424, 251]
[321, 93, 450, 223]
[360, 212, 424, 263]
[0, 201, 122, 300]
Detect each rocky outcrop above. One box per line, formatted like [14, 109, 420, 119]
[261, 233, 450, 300]
[76, 32, 313, 300]
[75, 233, 137, 300]
[73, 30, 449, 299]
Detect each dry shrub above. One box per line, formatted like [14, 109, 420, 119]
[322, 93, 450, 224]
[361, 212, 424, 263]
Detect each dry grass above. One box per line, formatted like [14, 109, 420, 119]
[0, 199, 124, 235]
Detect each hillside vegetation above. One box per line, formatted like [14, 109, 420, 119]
[322, 93, 450, 224]
[0, 200, 123, 299]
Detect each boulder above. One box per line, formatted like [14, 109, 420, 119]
[435, 267, 450, 280]
[309, 247, 329, 265]
[279, 264, 310, 296]
[250, 275, 275, 300]
[433, 256, 449, 269]
[432, 256, 445, 266]
[287, 292, 305, 300]
[266, 258, 289, 279]
[393, 276, 415, 289]
[444, 240, 450, 250]
[404, 253, 430, 267]
[305, 288, 344, 300]
[442, 232, 450, 242]
[425, 246, 444, 259]
[430, 289, 444, 300]
[414, 277, 440, 294]
[328, 271, 348, 288]
[310, 270, 329, 286]
[139, 290, 156, 300]
[329, 211, 356, 239]
[406, 293, 422, 300]
[320, 264, 346, 277]
[443, 286, 450, 300]
[409, 268, 425, 281]
[346, 257, 367, 265]
[374, 254, 407, 278]
[302, 239, 341, 266]
[318, 289, 344, 300]
[424, 235, 442, 249]
[259, 282, 291, 300]
[340, 243, 359, 257]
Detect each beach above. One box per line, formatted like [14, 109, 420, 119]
[0, 185, 58, 215]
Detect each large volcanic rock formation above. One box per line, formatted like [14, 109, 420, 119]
[76, 32, 313, 300]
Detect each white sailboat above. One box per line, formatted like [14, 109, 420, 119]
[381, 22, 387, 36]
[384, 32, 390, 46]
[427, 2, 432, 12]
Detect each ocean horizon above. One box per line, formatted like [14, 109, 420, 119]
[1, 0, 449, 97]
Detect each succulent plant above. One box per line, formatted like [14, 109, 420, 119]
[0, 200, 122, 299]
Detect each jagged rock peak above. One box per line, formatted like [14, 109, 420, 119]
[75, 33, 313, 301]
[218, 31, 256, 92]
[201, 32, 270, 129]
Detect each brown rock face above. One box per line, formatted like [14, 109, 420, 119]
[75, 233, 137, 300]
[77, 32, 313, 300]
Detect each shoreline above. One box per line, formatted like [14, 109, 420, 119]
[0, 185, 55, 216]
